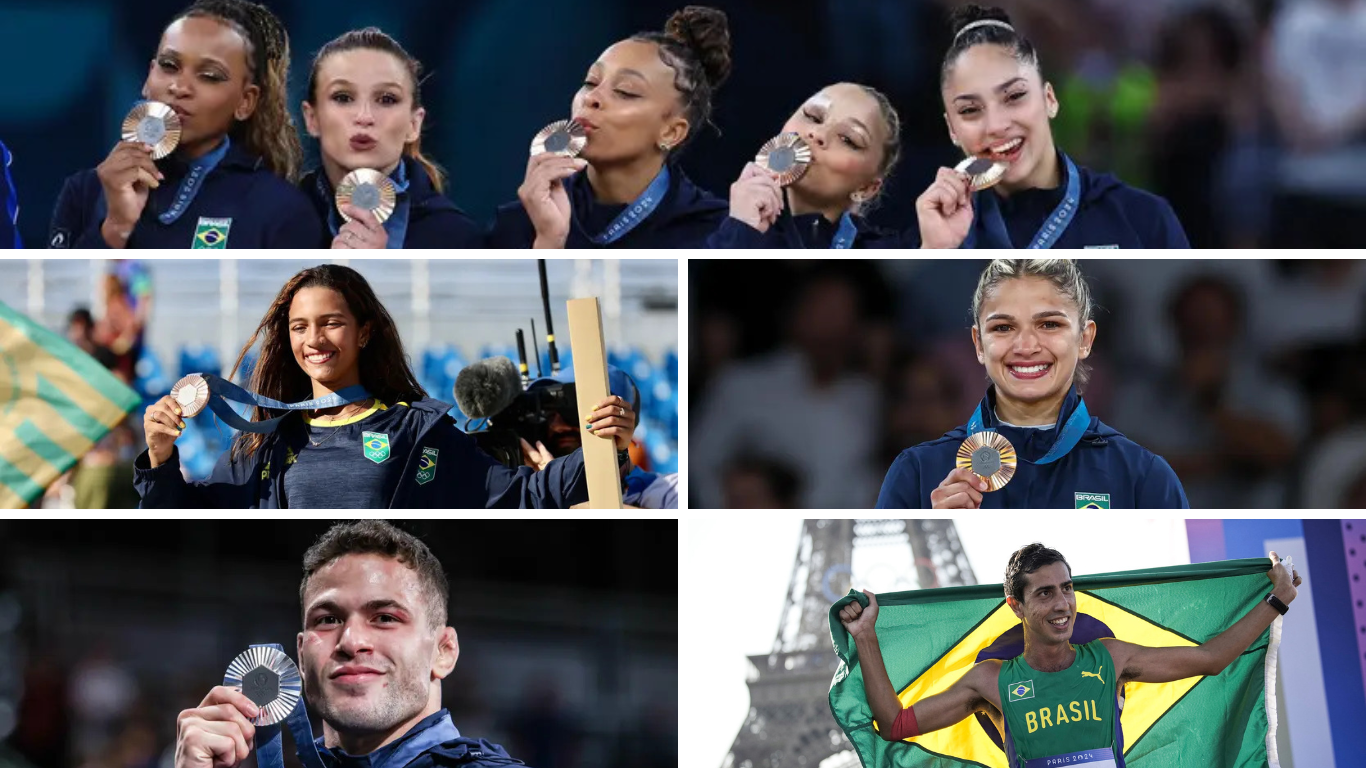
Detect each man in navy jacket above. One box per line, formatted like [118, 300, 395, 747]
[173, 521, 530, 768]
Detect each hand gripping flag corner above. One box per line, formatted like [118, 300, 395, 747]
[828, 559, 1281, 768]
[0, 301, 141, 508]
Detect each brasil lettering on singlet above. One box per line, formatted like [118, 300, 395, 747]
[997, 640, 1122, 768]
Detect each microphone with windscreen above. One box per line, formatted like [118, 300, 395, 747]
[453, 356, 523, 420]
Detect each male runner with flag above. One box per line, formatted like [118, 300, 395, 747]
[837, 544, 1300, 768]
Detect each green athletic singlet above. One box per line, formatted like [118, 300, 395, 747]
[996, 640, 1123, 768]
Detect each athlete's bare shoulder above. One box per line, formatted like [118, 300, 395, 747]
[965, 659, 1004, 712]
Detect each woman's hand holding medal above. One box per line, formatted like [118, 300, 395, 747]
[729, 162, 784, 232]
[174, 686, 260, 768]
[144, 394, 187, 468]
[916, 166, 974, 249]
[519, 151, 585, 249]
[331, 204, 388, 249]
[931, 466, 989, 509]
[97, 142, 164, 247]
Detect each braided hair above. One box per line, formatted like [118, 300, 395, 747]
[629, 5, 732, 153]
[175, 0, 303, 181]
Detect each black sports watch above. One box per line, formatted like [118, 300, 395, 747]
[1264, 592, 1289, 616]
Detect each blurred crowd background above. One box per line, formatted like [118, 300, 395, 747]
[690, 258, 1366, 509]
[3, 0, 1366, 248]
[0, 258, 679, 508]
[0, 521, 677, 768]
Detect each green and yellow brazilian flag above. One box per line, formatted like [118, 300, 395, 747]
[0, 300, 141, 508]
[828, 559, 1280, 768]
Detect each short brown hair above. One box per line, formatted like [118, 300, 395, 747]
[299, 521, 449, 629]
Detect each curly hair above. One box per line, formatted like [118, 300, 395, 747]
[176, 0, 303, 180]
[1004, 543, 1071, 604]
[629, 5, 733, 153]
[305, 27, 446, 193]
[227, 264, 426, 464]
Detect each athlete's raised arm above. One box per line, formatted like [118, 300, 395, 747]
[1104, 553, 1301, 685]
[840, 590, 998, 740]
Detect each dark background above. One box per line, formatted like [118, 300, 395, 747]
[4, 0, 1364, 248]
[690, 258, 1366, 509]
[0, 520, 678, 768]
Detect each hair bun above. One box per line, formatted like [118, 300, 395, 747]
[664, 5, 732, 89]
[949, 3, 1013, 36]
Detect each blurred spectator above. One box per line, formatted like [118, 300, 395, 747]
[1149, 4, 1245, 247]
[66, 308, 117, 371]
[503, 683, 581, 768]
[1113, 274, 1305, 508]
[67, 647, 137, 768]
[694, 269, 884, 509]
[93, 275, 143, 384]
[879, 353, 963, 471]
[1267, 0, 1366, 247]
[722, 458, 803, 509]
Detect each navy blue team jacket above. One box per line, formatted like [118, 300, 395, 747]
[311, 710, 525, 768]
[487, 163, 727, 248]
[705, 210, 905, 248]
[1, 139, 20, 248]
[48, 141, 324, 249]
[877, 385, 1189, 509]
[133, 398, 589, 509]
[299, 157, 485, 249]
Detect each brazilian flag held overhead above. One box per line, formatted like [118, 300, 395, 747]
[828, 559, 1281, 768]
[0, 300, 142, 508]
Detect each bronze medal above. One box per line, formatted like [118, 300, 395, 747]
[530, 119, 587, 158]
[755, 132, 812, 186]
[335, 168, 397, 225]
[956, 431, 1017, 491]
[955, 156, 1008, 191]
[121, 101, 182, 160]
[170, 373, 210, 418]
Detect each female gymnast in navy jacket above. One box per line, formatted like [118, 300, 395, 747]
[916, 5, 1189, 249]
[49, 0, 323, 249]
[878, 259, 1189, 509]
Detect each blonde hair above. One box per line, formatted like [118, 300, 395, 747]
[971, 259, 1095, 386]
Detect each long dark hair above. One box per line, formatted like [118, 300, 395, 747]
[228, 264, 426, 462]
[305, 27, 446, 192]
[173, 0, 303, 180]
[940, 4, 1041, 88]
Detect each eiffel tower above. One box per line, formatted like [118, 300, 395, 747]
[723, 520, 976, 768]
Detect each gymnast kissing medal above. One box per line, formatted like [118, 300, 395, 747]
[335, 168, 397, 225]
[956, 431, 1016, 491]
[170, 373, 211, 418]
[223, 646, 303, 726]
[755, 132, 812, 186]
[530, 119, 587, 158]
[121, 101, 182, 159]
[956, 155, 1008, 191]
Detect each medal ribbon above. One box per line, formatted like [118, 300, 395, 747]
[967, 153, 1081, 249]
[585, 166, 671, 244]
[967, 396, 1090, 465]
[197, 373, 370, 434]
[159, 136, 231, 225]
[777, 190, 860, 249]
[321, 162, 412, 249]
[224, 644, 325, 768]
[1, 140, 19, 248]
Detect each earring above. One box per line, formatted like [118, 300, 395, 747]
[658, 142, 671, 152]
[951, 138, 960, 147]
[1048, 105, 1057, 118]
[850, 192, 865, 203]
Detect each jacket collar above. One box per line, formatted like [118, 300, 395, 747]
[315, 710, 460, 768]
[979, 382, 1084, 435]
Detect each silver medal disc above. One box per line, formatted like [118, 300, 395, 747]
[223, 646, 303, 726]
[137, 116, 167, 146]
[970, 446, 1002, 477]
[351, 182, 382, 211]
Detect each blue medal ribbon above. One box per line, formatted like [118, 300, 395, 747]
[224, 644, 325, 768]
[831, 211, 858, 249]
[967, 395, 1090, 466]
[196, 373, 370, 434]
[1, 139, 20, 248]
[159, 136, 231, 225]
[966, 153, 1081, 249]
[585, 166, 670, 244]
[321, 162, 412, 249]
